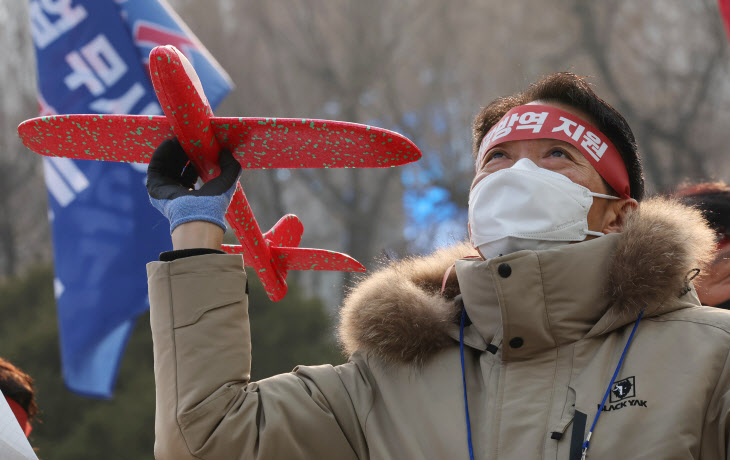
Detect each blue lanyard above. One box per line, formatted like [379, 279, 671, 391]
[459, 308, 644, 460]
[581, 310, 644, 459]
[459, 309, 475, 460]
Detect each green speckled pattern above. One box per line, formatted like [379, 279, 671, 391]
[214, 117, 420, 169]
[263, 214, 303, 248]
[221, 245, 365, 273]
[18, 115, 421, 169]
[17, 114, 173, 163]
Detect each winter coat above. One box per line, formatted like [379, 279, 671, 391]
[147, 198, 730, 459]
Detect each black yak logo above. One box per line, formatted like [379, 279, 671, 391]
[610, 377, 635, 402]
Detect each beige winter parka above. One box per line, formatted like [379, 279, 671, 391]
[147, 198, 730, 459]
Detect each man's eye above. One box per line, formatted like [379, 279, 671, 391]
[488, 151, 506, 161]
[550, 149, 567, 158]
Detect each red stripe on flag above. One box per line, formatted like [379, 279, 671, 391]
[135, 24, 196, 55]
[720, 0, 730, 42]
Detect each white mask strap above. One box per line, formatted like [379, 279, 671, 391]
[585, 193, 621, 237]
[591, 192, 621, 200]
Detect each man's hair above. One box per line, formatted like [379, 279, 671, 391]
[675, 181, 730, 239]
[0, 358, 38, 420]
[472, 72, 645, 201]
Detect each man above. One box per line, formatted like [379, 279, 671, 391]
[146, 72, 730, 459]
[675, 182, 730, 308]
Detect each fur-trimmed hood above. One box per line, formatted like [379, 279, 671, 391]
[338, 197, 716, 365]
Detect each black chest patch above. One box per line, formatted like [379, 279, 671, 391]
[610, 376, 635, 402]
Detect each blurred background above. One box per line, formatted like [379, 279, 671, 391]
[0, 0, 729, 457]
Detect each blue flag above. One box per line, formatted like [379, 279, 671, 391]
[28, 0, 233, 398]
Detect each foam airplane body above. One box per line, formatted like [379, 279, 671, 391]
[18, 46, 421, 301]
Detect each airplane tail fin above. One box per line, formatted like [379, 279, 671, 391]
[263, 214, 303, 248]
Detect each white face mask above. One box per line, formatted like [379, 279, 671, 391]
[468, 158, 619, 259]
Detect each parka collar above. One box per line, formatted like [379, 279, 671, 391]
[451, 233, 704, 359]
[338, 198, 715, 365]
[454, 234, 621, 359]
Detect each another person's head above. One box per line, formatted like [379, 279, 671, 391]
[675, 182, 730, 307]
[468, 72, 643, 258]
[0, 357, 37, 437]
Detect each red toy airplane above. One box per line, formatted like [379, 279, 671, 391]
[18, 45, 421, 301]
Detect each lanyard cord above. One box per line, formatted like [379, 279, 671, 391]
[581, 309, 644, 459]
[460, 308, 475, 460]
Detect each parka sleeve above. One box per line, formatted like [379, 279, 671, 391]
[702, 342, 730, 460]
[147, 254, 373, 460]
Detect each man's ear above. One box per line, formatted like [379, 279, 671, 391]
[602, 198, 638, 234]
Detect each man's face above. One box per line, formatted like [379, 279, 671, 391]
[470, 101, 620, 235]
[694, 246, 730, 306]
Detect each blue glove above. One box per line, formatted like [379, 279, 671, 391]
[146, 138, 242, 233]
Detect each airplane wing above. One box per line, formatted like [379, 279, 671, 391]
[221, 245, 365, 272]
[18, 115, 421, 168]
[17, 114, 172, 163]
[212, 117, 421, 168]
